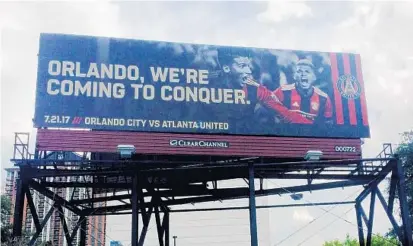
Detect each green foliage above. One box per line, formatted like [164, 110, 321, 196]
[323, 234, 399, 246]
[1, 195, 12, 243]
[323, 234, 358, 246]
[0, 195, 44, 245]
[1, 195, 11, 226]
[389, 131, 413, 237]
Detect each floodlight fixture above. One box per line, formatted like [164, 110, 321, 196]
[304, 150, 323, 161]
[117, 145, 136, 159]
[290, 193, 303, 201]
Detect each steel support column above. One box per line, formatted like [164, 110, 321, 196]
[138, 198, 154, 246]
[79, 217, 87, 246]
[355, 202, 365, 246]
[132, 174, 139, 246]
[12, 177, 25, 238]
[57, 205, 72, 246]
[28, 202, 55, 246]
[395, 158, 413, 245]
[164, 211, 170, 246]
[154, 204, 169, 246]
[248, 163, 258, 246]
[366, 188, 376, 246]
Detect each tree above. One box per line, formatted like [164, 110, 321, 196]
[1, 195, 44, 245]
[396, 131, 413, 225]
[387, 130, 413, 239]
[323, 234, 399, 246]
[1, 195, 11, 226]
[1, 195, 12, 243]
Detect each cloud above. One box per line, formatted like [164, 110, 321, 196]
[1, 1, 413, 245]
[0, 1, 124, 190]
[257, 1, 313, 23]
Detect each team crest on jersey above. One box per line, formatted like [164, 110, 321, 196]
[311, 102, 319, 111]
[337, 75, 361, 99]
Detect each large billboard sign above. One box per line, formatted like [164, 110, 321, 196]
[35, 33, 370, 138]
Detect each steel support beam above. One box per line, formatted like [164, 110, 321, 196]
[12, 178, 25, 238]
[366, 188, 376, 246]
[155, 205, 164, 246]
[395, 158, 413, 245]
[248, 163, 258, 246]
[25, 187, 41, 233]
[71, 194, 131, 205]
[86, 180, 368, 215]
[28, 203, 55, 246]
[132, 174, 139, 246]
[154, 203, 169, 246]
[12, 154, 411, 246]
[164, 211, 170, 246]
[70, 216, 85, 243]
[57, 205, 73, 246]
[356, 159, 394, 203]
[376, 189, 402, 241]
[259, 173, 376, 181]
[29, 180, 83, 215]
[138, 206, 153, 246]
[387, 172, 397, 214]
[170, 201, 356, 213]
[355, 202, 365, 246]
[79, 217, 87, 246]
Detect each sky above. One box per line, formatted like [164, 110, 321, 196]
[1, 1, 413, 245]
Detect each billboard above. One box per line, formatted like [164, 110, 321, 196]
[35, 33, 370, 138]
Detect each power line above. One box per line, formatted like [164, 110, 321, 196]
[271, 187, 358, 246]
[296, 207, 354, 246]
[257, 171, 399, 246]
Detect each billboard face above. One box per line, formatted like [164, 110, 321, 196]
[35, 33, 370, 138]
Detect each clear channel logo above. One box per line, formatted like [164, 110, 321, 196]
[169, 139, 230, 148]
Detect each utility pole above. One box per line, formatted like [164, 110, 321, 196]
[173, 235, 177, 246]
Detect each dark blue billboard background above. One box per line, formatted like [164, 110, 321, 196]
[34, 33, 370, 138]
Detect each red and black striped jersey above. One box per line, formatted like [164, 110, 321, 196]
[273, 84, 333, 122]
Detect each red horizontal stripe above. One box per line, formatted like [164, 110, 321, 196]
[37, 129, 361, 159]
[37, 129, 361, 144]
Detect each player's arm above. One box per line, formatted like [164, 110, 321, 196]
[316, 97, 333, 124]
[244, 79, 311, 124]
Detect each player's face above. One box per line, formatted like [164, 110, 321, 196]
[294, 64, 316, 90]
[229, 56, 253, 87]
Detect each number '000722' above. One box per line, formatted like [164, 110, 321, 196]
[335, 146, 356, 152]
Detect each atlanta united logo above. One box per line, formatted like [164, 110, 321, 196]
[337, 75, 361, 99]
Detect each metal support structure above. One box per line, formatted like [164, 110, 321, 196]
[248, 163, 258, 246]
[355, 158, 413, 246]
[12, 178, 25, 238]
[366, 188, 376, 246]
[152, 201, 170, 246]
[57, 205, 73, 246]
[132, 174, 139, 246]
[79, 217, 87, 246]
[395, 157, 413, 245]
[138, 195, 155, 246]
[164, 211, 170, 246]
[25, 186, 41, 233]
[70, 216, 85, 244]
[28, 204, 55, 246]
[10, 142, 413, 246]
[355, 202, 365, 246]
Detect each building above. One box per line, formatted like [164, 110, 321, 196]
[4, 151, 107, 246]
